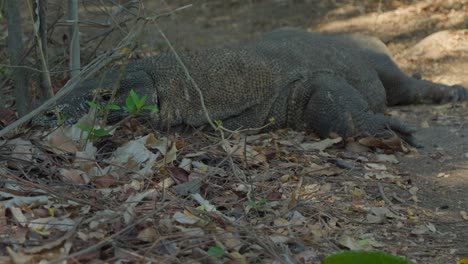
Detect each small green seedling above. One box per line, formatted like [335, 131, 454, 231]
[207, 246, 225, 259]
[122, 89, 158, 116]
[76, 124, 110, 140]
[76, 90, 158, 140]
[245, 198, 268, 208]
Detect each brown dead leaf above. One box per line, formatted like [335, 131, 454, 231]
[8, 139, 36, 169]
[346, 141, 371, 153]
[167, 166, 190, 184]
[337, 235, 364, 250]
[300, 137, 342, 152]
[222, 140, 267, 166]
[59, 169, 89, 185]
[364, 172, 399, 180]
[359, 136, 406, 152]
[365, 163, 387, 171]
[375, 154, 399, 164]
[137, 227, 158, 242]
[366, 207, 405, 223]
[47, 130, 78, 154]
[92, 173, 119, 188]
[0, 108, 17, 126]
[267, 191, 283, 201]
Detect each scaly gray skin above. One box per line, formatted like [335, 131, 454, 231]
[34, 28, 468, 145]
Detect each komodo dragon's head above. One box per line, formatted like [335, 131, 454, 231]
[33, 64, 160, 128]
[32, 70, 132, 127]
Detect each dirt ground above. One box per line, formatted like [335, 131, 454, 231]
[1, 0, 468, 263]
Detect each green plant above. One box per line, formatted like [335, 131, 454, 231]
[75, 123, 110, 140]
[245, 198, 267, 208]
[207, 246, 225, 259]
[74, 101, 119, 140]
[323, 250, 415, 264]
[76, 90, 158, 140]
[122, 89, 158, 117]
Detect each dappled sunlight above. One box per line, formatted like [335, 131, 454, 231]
[314, 1, 467, 42]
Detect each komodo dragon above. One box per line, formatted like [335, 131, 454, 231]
[35, 28, 467, 144]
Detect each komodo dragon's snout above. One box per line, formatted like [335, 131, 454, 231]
[33, 28, 468, 146]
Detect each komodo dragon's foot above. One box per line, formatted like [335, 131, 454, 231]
[409, 80, 468, 104]
[304, 74, 421, 147]
[351, 112, 420, 147]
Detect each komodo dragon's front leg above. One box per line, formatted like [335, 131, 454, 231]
[303, 73, 416, 145]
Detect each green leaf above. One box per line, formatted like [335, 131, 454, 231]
[214, 120, 223, 128]
[245, 201, 258, 207]
[207, 246, 225, 259]
[86, 101, 100, 109]
[138, 95, 148, 108]
[142, 105, 158, 112]
[246, 198, 267, 208]
[105, 104, 121, 110]
[91, 128, 110, 137]
[125, 96, 134, 108]
[323, 251, 415, 264]
[130, 89, 139, 104]
[76, 124, 91, 132]
[125, 96, 135, 114]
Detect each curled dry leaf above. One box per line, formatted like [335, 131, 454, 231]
[92, 173, 119, 188]
[0, 190, 51, 209]
[10, 207, 28, 227]
[300, 137, 342, 152]
[0, 108, 17, 126]
[364, 172, 399, 180]
[174, 226, 205, 237]
[29, 217, 76, 233]
[375, 154, 399, 164]
[192, 161, 227, 177]
[46, 129, 78, 154]
[366, 207, 405, 223]
[358, 136, 407, 152]
[460, 211, 468, 220]
[167, 166, 190, 184]
[159, 143, 177, 165]
[365, 163, 387, 171]
[137, 227, 158, 242]
[59, 168, 90, 185]
[337, 235, 363, 250]
[10, 139, 35, 163]
[221, 140, 267, 166]
[173, 211, 200, 225]
[172, 178, 202, 196]
[74, 150, 97, 173]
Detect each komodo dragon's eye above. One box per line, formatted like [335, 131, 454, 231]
[44, 111, 55, 118]
[101, 93, 112, 101]
[91, 89, 113, 102]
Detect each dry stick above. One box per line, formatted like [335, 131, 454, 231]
[2, 25, 142, 138]
[27, 0, 59, 120]
[378, 182, 394, 205]
[49, 202, 175, 264]
[0, 51, 123, 138]
[154, 25, 218, 133]
[26, 0, 53, 93]
[0, 4, 192, 138]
